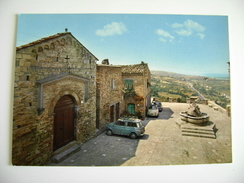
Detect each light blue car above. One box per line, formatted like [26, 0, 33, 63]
[106, 118, 145, 139]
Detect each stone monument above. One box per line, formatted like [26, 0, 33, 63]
[180, 96, 210, 124]
[177, 96, 216, 139]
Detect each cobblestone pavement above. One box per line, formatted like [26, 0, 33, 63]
[48, 102, 232, 166]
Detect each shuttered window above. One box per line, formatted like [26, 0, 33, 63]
[125, 79, 133, 91]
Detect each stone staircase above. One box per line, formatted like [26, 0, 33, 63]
[181, 125, 216, 139]
[175, 117, 217, 139]
[51, 141, 81, 163]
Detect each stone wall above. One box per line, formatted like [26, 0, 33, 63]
[13, 33, 97, 165]
[122, 63, 151, 118]
[96, 64, 124, 131]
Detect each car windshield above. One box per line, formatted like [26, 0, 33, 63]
[136, 122, 143, 128]
[151, 105, 157, 109]
[156, 102, 161, 107]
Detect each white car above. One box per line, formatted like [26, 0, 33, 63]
[147, 105, 159, 117]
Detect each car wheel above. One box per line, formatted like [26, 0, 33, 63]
[130, 133, 137, 139]
[106, 129, 113, 136]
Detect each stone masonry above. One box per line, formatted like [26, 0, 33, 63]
[122, 62, 152, 118]
[96, 62, 124, 131]
[13, 32, 152, 166]
[96, 61, 152, 131]
[13, 32, 98, 165]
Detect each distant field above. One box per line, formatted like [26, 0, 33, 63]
[151, 70, 231, 107]
[158, 92, 182, 99]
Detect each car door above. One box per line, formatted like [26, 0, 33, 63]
[124, 122, 134, 136]
[114, 121, 125, 135]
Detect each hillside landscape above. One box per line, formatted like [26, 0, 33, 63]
[151, 70, 231, 108]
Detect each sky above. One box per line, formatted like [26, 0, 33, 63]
[16, 14, 230, 77]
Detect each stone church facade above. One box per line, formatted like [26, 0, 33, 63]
[13, 32, 98, 165]
[13, 32, 152, 165]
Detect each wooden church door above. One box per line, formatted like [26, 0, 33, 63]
[54, 95, 75, 151]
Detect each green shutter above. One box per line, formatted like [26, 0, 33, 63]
[125, 79, 133, 90]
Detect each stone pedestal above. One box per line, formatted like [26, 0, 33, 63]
[175, 117, 216, 139]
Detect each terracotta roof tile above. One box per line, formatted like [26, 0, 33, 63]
[121, 63, 148, 74]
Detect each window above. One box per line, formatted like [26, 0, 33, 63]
[56, 52, 60, 62]
[127, 122, 137, 127]
[111, 79, 115, 89]
[125, 79, 134, 91]
[116, 121, 125, 126]
[136, 122, 143, 128]
[147, 79, 151, 88]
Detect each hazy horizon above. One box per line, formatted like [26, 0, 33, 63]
[151, 69, 230, 78]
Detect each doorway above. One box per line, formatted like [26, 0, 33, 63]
[127, 103, 135, 115]
[53, 95, 75, 151]
[110, 105, 115, 122]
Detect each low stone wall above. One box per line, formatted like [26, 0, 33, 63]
[207, 101, 230, 116]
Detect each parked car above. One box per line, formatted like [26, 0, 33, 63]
[154, 101, 163, 112]
[106, 117, 145, 139]
[147, 105, 159, 117]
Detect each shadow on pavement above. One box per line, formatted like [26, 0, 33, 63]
[140, 134, 149, 140]
[48, 108, 174, 166]
[147, 107, 174, 120]
[159, 107, 174, 119]
[48, 132, 141, 166]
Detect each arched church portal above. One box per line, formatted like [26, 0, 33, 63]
[53, 95, 76, 151]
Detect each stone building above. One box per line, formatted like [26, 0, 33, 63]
[96, 61, 152, 131]
[13, 31, 152, 165]
[122, 62, 152, 118]
[13, 32, 98, 165]
[96, 60, 124, 131]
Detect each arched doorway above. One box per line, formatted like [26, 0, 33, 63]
[53, 95, 75, 151]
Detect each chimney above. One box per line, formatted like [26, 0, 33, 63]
[102, 59, 109, 65]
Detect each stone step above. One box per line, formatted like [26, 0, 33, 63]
[181, 126, 215, 132]
[182, 132, 216, 139]
[182, 129, 215, 135]
[52, 144, 81, 163]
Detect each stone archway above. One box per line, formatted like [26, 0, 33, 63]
[53, 95, 76, 151]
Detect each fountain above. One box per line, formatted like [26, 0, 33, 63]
[177, 97, 216, 139]
[180, 97, 210, 124]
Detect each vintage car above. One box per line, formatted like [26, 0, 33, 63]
[106, 117, 145, 139]
[154, 101, 163, 112]
[147, 105, 159, 117]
